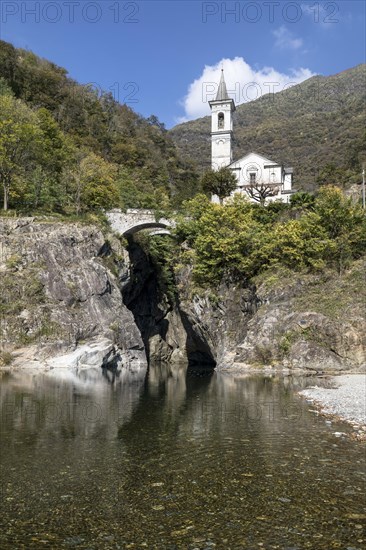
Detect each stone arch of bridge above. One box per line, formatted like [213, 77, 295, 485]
[106, 210, 174, 238]
[123, 221, 171, 236]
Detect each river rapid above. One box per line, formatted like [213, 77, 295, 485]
[0, 366, 365, 549]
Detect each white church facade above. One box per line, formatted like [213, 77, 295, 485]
[209, 70, 294, 204]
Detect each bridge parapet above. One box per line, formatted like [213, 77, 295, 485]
[106, 209, 174, 236]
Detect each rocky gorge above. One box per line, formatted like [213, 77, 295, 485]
[0, 217, 365, 375]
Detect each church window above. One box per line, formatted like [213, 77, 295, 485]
[250, 172, 256, 184]
[218, 112, 224, 129]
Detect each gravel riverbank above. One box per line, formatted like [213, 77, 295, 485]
[299, 374, 366, 440]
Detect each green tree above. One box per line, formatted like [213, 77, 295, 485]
[201, 167, 237, 203]
[71, 153, 119, 213]
[314, 185, 366, 272]
[188, 195, 260, 285]
[290, 191, 315, 210]
[175, 193, 212, 246]
[0, 41, 18, 92]
[28, 108, 75, 210]
[0, 77, 13, 97]
[316, 164, 346, 187]
[37, 108, 73, 174]
[0, 95, 41, 210]
[257, 214, 330, 272]
[315, 185, 357, 238]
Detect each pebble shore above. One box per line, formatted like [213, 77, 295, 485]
[299, 374, 366, 440]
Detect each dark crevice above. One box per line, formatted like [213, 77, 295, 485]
[97, 241, 112, 257]
[179, 308, 216, 369]
[121, 237, 168, 363]
[120, 237, 216, 370]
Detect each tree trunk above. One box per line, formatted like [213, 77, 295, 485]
[3, 183, 8, 211]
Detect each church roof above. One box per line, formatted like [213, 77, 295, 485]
[216, 69, 229, 101]
[228, 152, 279, 167]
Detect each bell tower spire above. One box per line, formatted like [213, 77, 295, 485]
[209, 69, 235, 170]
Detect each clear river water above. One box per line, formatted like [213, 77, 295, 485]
[0, 366, 365, 549]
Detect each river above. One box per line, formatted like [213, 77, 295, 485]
[0, 366, 365, 549]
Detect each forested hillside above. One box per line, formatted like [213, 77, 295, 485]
[0, 40, 199, 213]
[169, 65, 366, 191]
[1, 40, 364, 215]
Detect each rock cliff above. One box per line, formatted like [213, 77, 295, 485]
[1, 218, 364, 374]
[176, 265, 259, 367]
[121, 240, 215, 368]
[176, 262, 366, 372]
[0, 218, 146, 374]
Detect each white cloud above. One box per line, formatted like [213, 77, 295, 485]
[178, 57, 315, 121]
[273, 26, 303, 50]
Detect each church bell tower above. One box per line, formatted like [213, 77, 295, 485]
[209, 69, 236, 170]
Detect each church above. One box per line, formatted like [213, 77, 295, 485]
[209, 70, 294, 204]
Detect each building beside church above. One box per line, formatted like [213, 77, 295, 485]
[209, 70, 294, 203]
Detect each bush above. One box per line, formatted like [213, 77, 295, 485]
[174, 186, 366, 288]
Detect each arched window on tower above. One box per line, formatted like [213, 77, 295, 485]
[218, 112, 224, 129]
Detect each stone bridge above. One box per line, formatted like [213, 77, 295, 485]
[106, 209, 175, 237]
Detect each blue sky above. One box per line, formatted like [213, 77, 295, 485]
[0, 1, 365, 127]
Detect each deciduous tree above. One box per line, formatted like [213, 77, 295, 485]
[72, 153, 119, 213]
[201, 167, 237, 203]
[0, 95, 40, 210]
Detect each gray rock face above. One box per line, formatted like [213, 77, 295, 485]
[176, 266, 366, 372]
[121, 241, 193, 367]
[0, 218, 146, 373]
[234, 308, 365, 371]
[177, 266, 259, 367]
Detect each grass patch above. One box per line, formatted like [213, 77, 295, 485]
[17, 320, 64, 346]
[0, 351, 14, 366]
[255, 260, 365, 321]
[0, 210, 108, 229]
[0, 271, 44, 315]
[5, 254, 22, 269]
[278, 326, 329, 360]
[293, 260, 365, 319]
[254, 265, 295, 288]
[0, 209, 18, 218]
[253, 345, 273, 365]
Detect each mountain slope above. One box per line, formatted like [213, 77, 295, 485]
[169, 65, 366, 191]
[0, 40, 199, 210]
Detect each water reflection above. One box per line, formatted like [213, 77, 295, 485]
[0, 367, 365, 549]
[0, 366, 145, 441]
